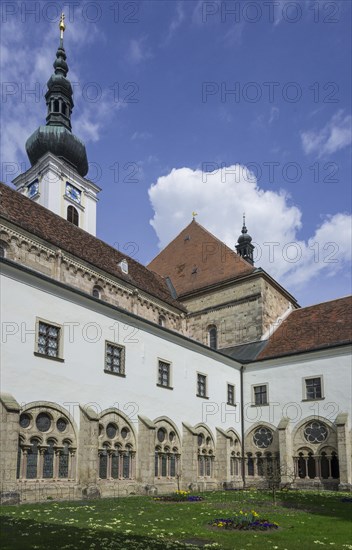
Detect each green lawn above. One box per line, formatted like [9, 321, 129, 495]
[1, 489, 351, 550]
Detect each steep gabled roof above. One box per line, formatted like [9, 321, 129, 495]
[148, 219, 255, 296]
[256, 296, 352, 360]
[0, 182, 185, 311]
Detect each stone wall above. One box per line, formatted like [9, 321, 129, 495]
[184, 278, 263, 347]
[1, 393, 351, 504]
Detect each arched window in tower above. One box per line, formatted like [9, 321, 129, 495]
[53, 99, 60, 113]
[208, 325, 217, 350]
[67, 205, 79, 226]
[61, 102, 67, 116]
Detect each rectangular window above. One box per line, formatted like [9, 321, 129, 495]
[36, 320, 61, 359]
[305, 377, 322, 400]
[105, 342, 125, 376]
[158, 360, 171, 388]
[253, 384, 268, 405]
[197, 373, 207, 398]
[227, 384, 235, 405]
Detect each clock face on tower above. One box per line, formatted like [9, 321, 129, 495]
[27, 179, 39, 198]
[65, 182, 81, 204]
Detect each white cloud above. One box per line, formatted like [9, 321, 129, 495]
[165, 2, 185, 42]
[301, 111, 352, 157]
[148, 165, 351, 293]
[128, 37, 152, 64]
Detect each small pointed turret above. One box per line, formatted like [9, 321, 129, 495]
[236, 214, 255, 265]
[25, 14, 88, 177]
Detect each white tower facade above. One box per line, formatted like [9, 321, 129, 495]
[12, 152, 100, 236]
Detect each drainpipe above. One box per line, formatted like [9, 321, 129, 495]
[240, 365, 246, 488]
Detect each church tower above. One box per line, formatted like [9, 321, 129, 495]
[12, 14, 100, 236]
[236, 215, 255, 265]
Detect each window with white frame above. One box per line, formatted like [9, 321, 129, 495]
[253, 384, 268, 405]
[104, 342, 125, 376]
[157, 360, 171, 388]
[197, 373, 207, 398]
[35, 320, 62, 360]
[227, 383, 235, 405]
[304, 376, 323, 400]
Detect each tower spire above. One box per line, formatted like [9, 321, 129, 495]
[25, 15, 88, 177]
[236, 214, 255, 265]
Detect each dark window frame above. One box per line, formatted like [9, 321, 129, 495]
[305, 377, 323, 400]
[197, 373, 208, 398]
[157, 360, 172, 388]
[67, 205, 79, 226]
[227, 383, 236, 406]
[253, 384, 268, 406]
[104, 341, 126, 377]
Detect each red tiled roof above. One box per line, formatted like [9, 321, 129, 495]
[257, 296, 352, 360]
[0, 182, 185, 311]
[148, 220, 255, 296]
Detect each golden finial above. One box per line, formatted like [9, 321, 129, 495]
[59, 13, 66, 40]
[192, 211, 198, 220]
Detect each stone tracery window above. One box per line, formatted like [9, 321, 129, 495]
[197, 428, 215, 478]
[154, 421, 180, 479]
[98, 412, 136, 480]
[253, 426, 273, 449]
[228, 431, 242, 478]
[17, 405, 76, 481]
[304, 421, 328, 444]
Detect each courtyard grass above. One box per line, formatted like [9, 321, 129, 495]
[1, 489, 351, 550]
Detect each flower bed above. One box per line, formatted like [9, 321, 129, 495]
[154, 490, 204, 502]
[209, 510, 279, 531]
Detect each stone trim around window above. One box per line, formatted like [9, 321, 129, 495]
[34, 317, 64, 361]
[302, 375, 324, 401]
[251, 383, 269, 406]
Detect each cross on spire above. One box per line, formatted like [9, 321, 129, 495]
[59, 13, 66, 44]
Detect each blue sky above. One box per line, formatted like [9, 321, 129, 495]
[1, 0, 351, 306]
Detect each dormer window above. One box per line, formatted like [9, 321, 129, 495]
[118, 259, 128, 274]
[67, 205, 79, 226]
